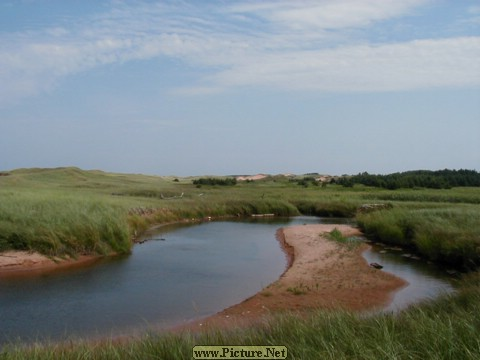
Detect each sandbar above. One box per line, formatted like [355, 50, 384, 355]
[186, 224, 407, 330]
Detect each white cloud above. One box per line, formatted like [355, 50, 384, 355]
[0, 0, 478, 107]
[465, 5, 480, 25]
[201, 37, 480, 93]
[228, 0, 430, 30]
[468, 5, 480, 14]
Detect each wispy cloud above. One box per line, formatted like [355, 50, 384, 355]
[464, 5, 480, 26]
[0, 0, 479, 106]
[201, 37, 480, 93]
[227, 0, 429, 31]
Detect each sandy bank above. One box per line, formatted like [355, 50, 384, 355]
[187, 224, 407, 330]
[0, 251, 102, 278]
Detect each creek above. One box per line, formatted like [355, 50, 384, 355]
[0, 217, 454, 345]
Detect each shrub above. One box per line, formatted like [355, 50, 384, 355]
[192, 177, 237, 186]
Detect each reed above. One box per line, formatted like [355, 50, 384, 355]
[0, 189, 130, 256]
[326, 228, 361, 250]
[357, 206, 480, 269]
[361, 187, 480, 204]
[291, 199, 359, 217]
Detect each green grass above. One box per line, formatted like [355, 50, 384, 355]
[326, 228, 361, 250]
[0, 189, 130, 256]
[287, 283, 310, 295]
[0, 167, 357, 257]
[1, 167, 479, 269]
[361, 187, 480, 204]
[357, 205, 480, 269]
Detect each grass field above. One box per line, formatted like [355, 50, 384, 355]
[1, 167, 478, 268]
[0, 167, 479, 358]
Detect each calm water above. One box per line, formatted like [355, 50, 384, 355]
[363, 243, 455, 312]
[0, 217, 454, 345]
[0, 216, 327, 344]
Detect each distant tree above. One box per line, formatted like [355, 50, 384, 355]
[335, 169, 479, 189]
[292, 177, 319, 187]
[192, 177, 237, 186]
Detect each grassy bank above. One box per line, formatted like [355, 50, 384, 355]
[1, 273, 479, 359]
[0, 168, 352, 257]
[1, 167, 479, 269]
[357, 206, 480, 270]
[0, 190, 130, 256]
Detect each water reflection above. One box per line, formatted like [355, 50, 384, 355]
[362, 243, 455, 312]
[0, 216, 322, 344]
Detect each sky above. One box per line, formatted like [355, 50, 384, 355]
[0, 0, 479, 176]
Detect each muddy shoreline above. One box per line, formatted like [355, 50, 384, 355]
[0, 251, 105, 278]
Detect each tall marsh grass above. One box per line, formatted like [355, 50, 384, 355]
[0, 190, 130, 257]
[292, 199, 359, 217]
[357, 206, 480, 269]
[362, 187, 480, 204]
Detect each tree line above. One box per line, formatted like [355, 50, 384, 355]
[333, 169, 480, 189]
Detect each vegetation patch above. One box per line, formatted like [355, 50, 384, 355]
[289, 176, 320, 187]
[287, 284, 309, 295]
[193, 177, 237, 186]
[0, 191, 130, 257]
[293, 199, 358, 217]
[357, 206, 480, 270]
[334, 169, 480, 189]
[326, 228, 361, 250]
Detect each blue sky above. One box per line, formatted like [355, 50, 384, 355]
[1, 0, 479, 176]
